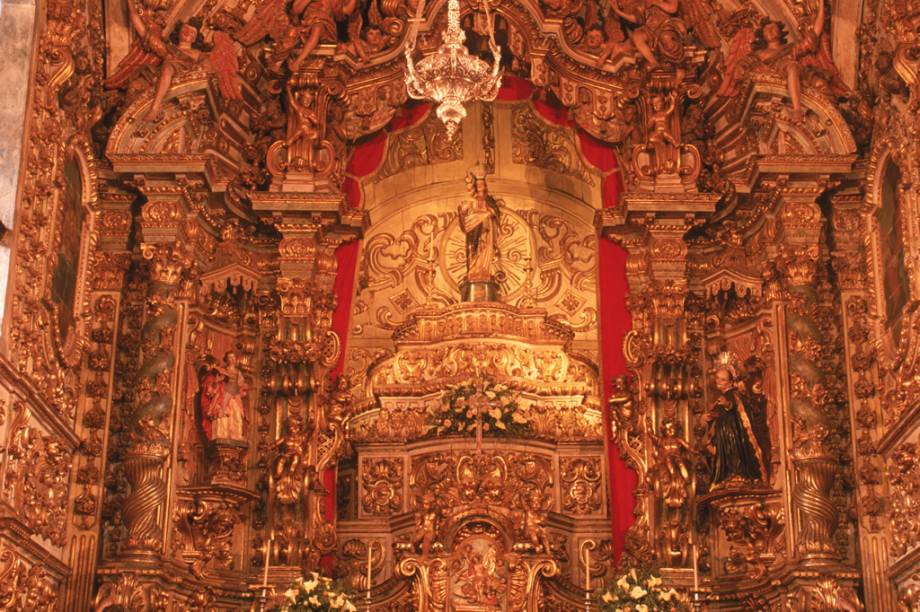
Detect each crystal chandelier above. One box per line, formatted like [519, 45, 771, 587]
[404, 0, 503, 138]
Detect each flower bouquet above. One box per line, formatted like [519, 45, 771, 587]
[598, 567, 689, 612]
[428, 379, 528, 437]
[271, 572, 357, 611]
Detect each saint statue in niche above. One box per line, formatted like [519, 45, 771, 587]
[457, 166, 502, 301]
[702, 352, 770, 489]
[198, 351, 248, 441]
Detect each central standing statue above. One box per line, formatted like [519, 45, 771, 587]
[458, 166, 502, 302]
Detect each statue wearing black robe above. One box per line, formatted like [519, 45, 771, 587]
[705, 366, 769, 488]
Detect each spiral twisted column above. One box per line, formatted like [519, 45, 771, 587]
[122, 449, 169, 552]
[792, 456, 838, 559]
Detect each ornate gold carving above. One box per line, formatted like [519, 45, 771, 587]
[397, 517, 558, 612]
[648, 419, 693, 565]
[174, 496, 244, 576]
[888, 442, 920, 561]
[511, 104, 594, 184]
[376, 110, 462, 181]
[718, 501, 784, 580]
[72, 295, 119, 531]
[361, 457, 403, 516]
[3, 405, 73, 546]
[783, 580, 864, 611]
[0, 549, 57, 610]
[4, 0, 901, 604]
[560, 457, 602, 515]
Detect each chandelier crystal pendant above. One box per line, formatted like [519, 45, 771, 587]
[404, 0, 503, 139]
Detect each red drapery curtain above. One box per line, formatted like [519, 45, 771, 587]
[327, 77, 636, 559]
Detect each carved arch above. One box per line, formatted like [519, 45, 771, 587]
[105, 74, 260, 188]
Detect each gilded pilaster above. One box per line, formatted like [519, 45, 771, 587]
[249, 191, 366, 584]
[59, 186, 133, 610]
[828, 184, 899, 610]
[601, 191, 717, 575]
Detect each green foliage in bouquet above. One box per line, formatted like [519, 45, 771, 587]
[271, 572, 357, 611]
[428, 379, 529, 438]
[597, 567, 690, 612]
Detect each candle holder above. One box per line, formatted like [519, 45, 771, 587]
[257, 585, 270, 612]
[256, 532, 274, 612]
[691, 588, 704, 612]
[249, 582, 274, 612]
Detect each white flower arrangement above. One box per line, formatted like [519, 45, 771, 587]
[598, 567, 689, 612]
[272, 572, 358, 611]
[428, 379, 527, 437]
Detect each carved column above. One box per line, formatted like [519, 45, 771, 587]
[96, 184, 211, 607]
[774, 187, 838, 563]
[768, 181, 861, 602]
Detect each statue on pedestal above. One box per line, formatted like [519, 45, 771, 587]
[458, 166, 502, 302]
[702, 352, 769, 489]
[199, 351, 248, 442]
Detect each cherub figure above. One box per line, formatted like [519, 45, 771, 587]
[411, 492, 440, 558]
[362, 26, 389, 56]
[593, 19, 636, 67]
[583, 26, 607, 55]
[648, 418, 694, 563]
[271, 416, 310, 505]
[650, 419, 692, 489]
[329, 373, 354, 422]
[645, 91, 678, 174]
[608, 0, 679, 67]
[517, 490, 552, 553]
[286, 86, 319, 149]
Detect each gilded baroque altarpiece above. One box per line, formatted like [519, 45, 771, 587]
[0, 0, 918, 608]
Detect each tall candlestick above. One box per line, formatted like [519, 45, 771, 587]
[263, 533, 273, 587]
[581, 539, 595, 612]
[691, 538, 699, 593]
[585, 545, 591, 592]
[366, 541, 373, 601]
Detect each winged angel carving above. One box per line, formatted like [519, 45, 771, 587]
[552, 0, 720, 68]
[716, 1, 848, 121]
[234, 0, 376, 72]
[106, 0, 242, 120]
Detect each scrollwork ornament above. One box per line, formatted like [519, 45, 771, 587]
[0, 550, 57, 610]
[560, 457, 602, 515]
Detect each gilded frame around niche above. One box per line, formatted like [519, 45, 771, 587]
[46, 140, 97, 368]
[864, 146, 916, 369]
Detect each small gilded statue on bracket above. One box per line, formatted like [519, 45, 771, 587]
[702, 352, 770, 490]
